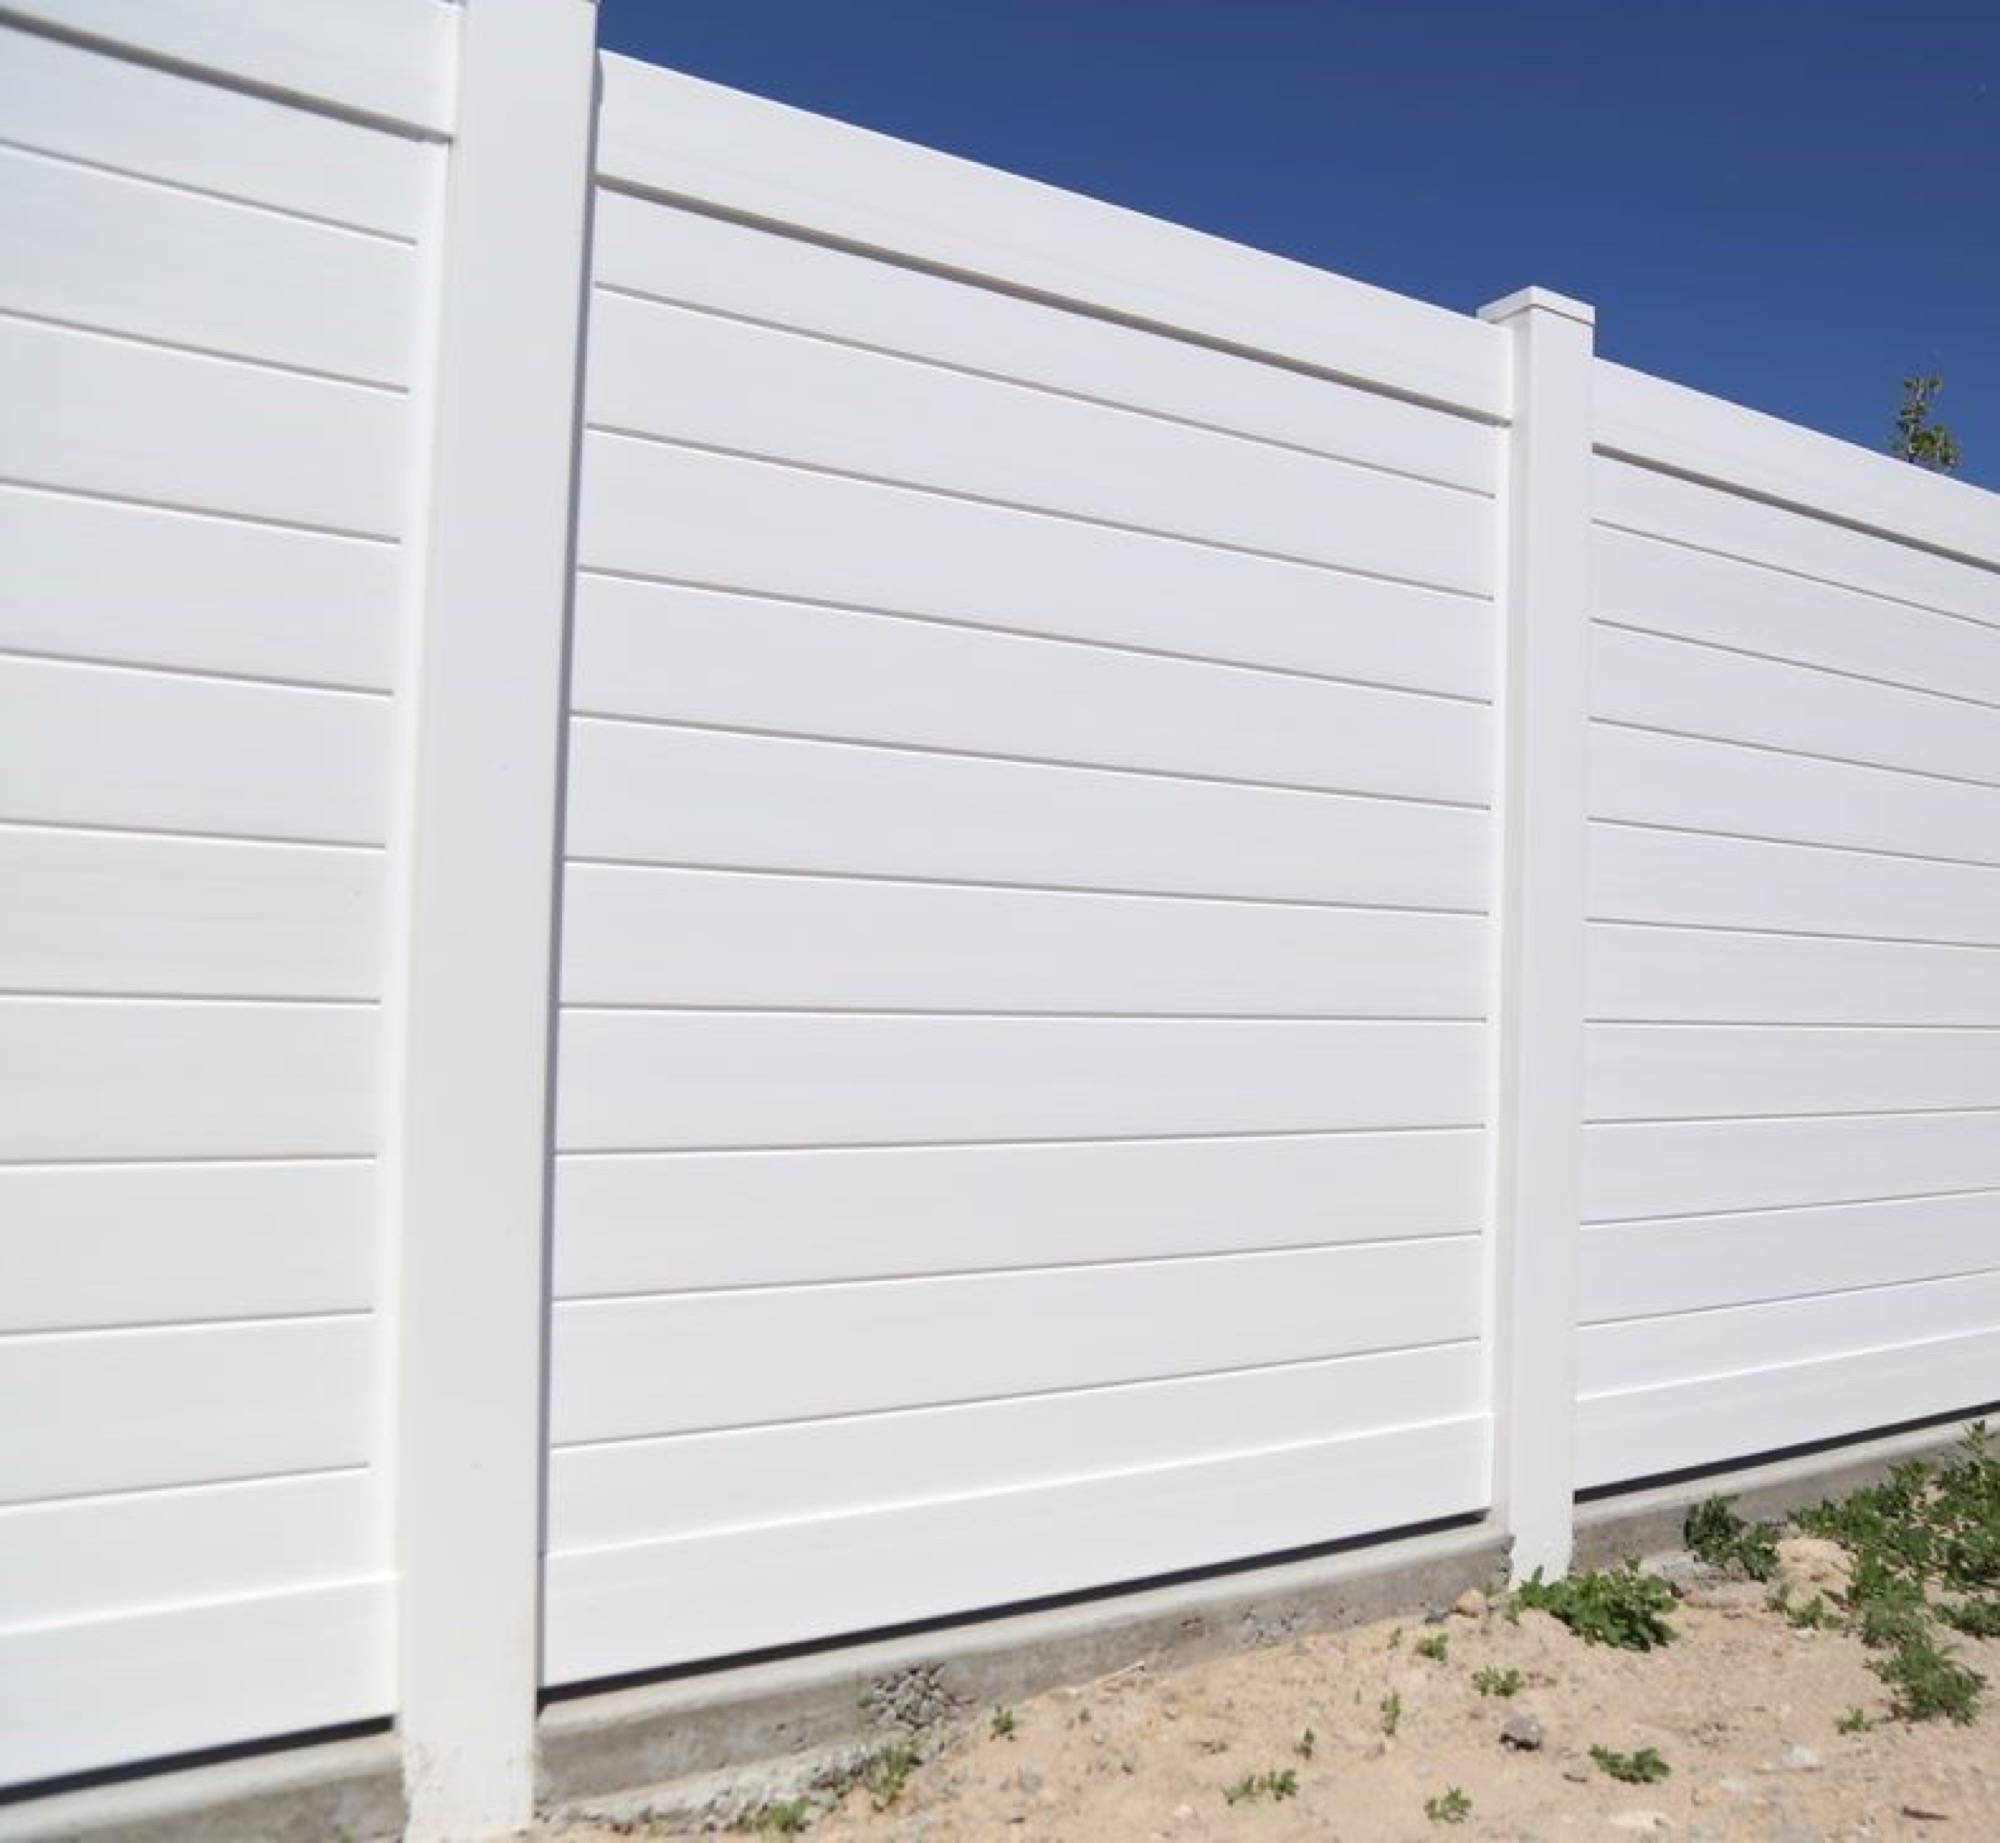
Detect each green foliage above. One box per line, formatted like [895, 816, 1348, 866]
[1891, 374, 1962, 473]
[1424, 1786, 1473, 1824]
[988, 1707, 1017, 1741]
[1514, 1562, 1678, 1651]
[1872, 1632, 1983, 1725]
[1836, 1706, 1873, 1735]
[1222, 1768, 1297, 1805]
[1684, 1494, 1781, 1581]
[1798, 1425, 1995, 1724]
[1590, 1744, 1670, 1785]
[1940, 1597, 2000, 1639]
[860, 1741, 920, 1810]
[1415, 1631, 1449, 1662]
[1472, 1665, 1524, 1698]
[1379, 1690, 1403, 1737]
[1293, 1726, 1317, 1760]
[743, 1800, 812, 1835]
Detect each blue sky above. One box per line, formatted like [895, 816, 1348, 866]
[599, 1, 1998, 490]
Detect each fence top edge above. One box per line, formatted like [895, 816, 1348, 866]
[593, 51, 1512, 426]
[1594, 358, 2000, 576]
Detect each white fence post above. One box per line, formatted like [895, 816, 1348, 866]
[1479, 287, 1595, 1581]
[391, 2, 598, 1835]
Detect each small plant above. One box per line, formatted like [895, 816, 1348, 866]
[1415, 1631, 1450, 1662]
[1293, 1726, 1317, 1760]
[1387, 1625, 1404, 1650]
[1872, 1631, 1982, 1725]
[1685, 1494, 1782, 1581]
[1590, 1744, 1671, 1785]
[1424, 1786, 1472, 1825]
[859, 1740, 920, 1810]
[1472, 1665, 1524, 1698]
[1940, 1598, 2000, 1639]
[1379, 1690, 1403, 1737]
[1222, 1768, 1298, 1805]
[1836, 1706, 1873, 1735]
[744, 1801, 812, 1836]
[989, 1707, 1017, 1741]
[1515, 1562, 1677, 1651]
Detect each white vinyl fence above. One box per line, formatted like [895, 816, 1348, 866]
[1, 2, 1995, 1834]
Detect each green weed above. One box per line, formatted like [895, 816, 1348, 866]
[1293, 1727, 1316, 1760]
[1222, 1768, 1297, 1805]
[1590, 1744, 1670, 1784]
[743, 1800, 812, 1835]
[1514, 1561, 1677, 1651]
[859, 1741, 920, 1810]
[1472, 1665, 1524, 1698]
[989, 1707, 1017, 1741]
[1415, 1631, 1449, 1662]
[1685, 1494, 1782, 1581]
[1379, 1690, 1403, 1737]
[1423, 1786, 1472, 1824]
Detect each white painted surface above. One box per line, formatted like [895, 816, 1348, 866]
[0, 0, 443, 1792]
[545, 73, 1504, 1683]
[387, 0, 599, 1834]
[5, 0, 1998, 1808]
[1579, 426, 2000, 1489]
[1479, 288, 1594, 1579]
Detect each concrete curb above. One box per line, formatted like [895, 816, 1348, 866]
[539, 1522, 1508, 1811]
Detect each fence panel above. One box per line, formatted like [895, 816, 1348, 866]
[1577, 364, 2000, 1489]
[0, 7, 452, 1786]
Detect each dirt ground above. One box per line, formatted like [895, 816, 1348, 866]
[550, 1536, 2000, 1843]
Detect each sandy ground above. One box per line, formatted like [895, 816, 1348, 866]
[552, 1540, 1999, 1842]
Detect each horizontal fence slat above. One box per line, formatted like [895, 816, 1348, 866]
[0, 1469, 379, 1628]
[544, 1413, 1486, 1684]
[550, 1342, 1483, 1553]
[1593, 455, 2000, 628]
[1588, 926, 2000, 1028]
[0, 484, 399, 690]
[0, 998, 376, 1162]
[1581, 1191, 2000, 1325]
[553, 1130, 1485, 1298]
[0, 829, 380, 1000]
[595, 54, 1506, 418]
[0, 143, 416, 386]
[1575, 1327, 2000, 1491]
[0, 1160, 374, 1331]
[586, 291, 1492, 597]
[0, 0, 455, 137]
[0, 314, 406, 539]
[551, 1237, 1480, 1443]
[579, 436, 1493, 697]
[1584, 1113, 2000, 1223]
[1578, 1270, 2000, 1398]
[1590, 723, 2000, 865]
[571, 575, 1490, 802]
[1591, 523, 2000, 707]
[0, 24, 435, 238]
[0, 1316, 373, 1504]
[561, 865, 1486, 1018]
[592, 190, 1500, 493]
[1595, 359, 2000, 573]
[1593, 622, 2000, 788]
[565, 720, 1487, 910]
[0, 657, 390, 846]
[556, 1014, 1487, 1152]
[1587, 822, 2000, 947]
[0, 1578, 391, 1787]
[1586, 1024, 2000, 1121]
